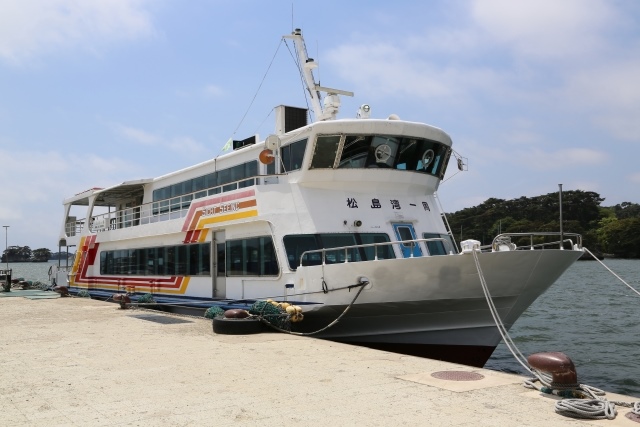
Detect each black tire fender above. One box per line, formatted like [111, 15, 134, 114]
[212, 317, 264, 335]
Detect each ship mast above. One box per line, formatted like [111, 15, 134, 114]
[284, 29, 353, 122]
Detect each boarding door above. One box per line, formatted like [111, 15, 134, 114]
[392, 223, 423, 258]
[213, 231, 226, 299]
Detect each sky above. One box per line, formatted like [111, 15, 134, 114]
[1, 0, 639, 251]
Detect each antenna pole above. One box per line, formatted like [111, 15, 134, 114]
[284, 29, 353, 122]
[558, 184, 563, 250]
[285, 29, 323, 120]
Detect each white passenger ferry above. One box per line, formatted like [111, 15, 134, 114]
[54, 29, 584, 367]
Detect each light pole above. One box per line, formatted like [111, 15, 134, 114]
[3, 226, 8, 269]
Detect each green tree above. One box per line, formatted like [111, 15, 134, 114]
[1, 246, 32, 262]
[612, 202, 640, 219]
[597, 218, 640, 257]
[32, 248, 52, 262]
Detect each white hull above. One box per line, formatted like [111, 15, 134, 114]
[291, 248, 583, 365]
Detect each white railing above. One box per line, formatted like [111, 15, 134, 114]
[489, 232, 582, 251]
[297, 237, 448, 267]
[66, 176, 262, 236]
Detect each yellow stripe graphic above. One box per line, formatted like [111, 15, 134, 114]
[197, 209, 258, 228]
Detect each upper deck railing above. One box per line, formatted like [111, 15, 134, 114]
[65, 176, 263, 237]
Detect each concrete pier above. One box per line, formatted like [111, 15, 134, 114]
[1, 296, 636, 426]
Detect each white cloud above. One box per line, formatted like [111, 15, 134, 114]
[517, 147, 605, 171]
[113, 123, 207, 156]
[0, 147, 141, 249]
[563, 61, 640, 141]
[629, 172, 640, 184]
[115, 124, 159, 145]
[167, 136, 207, 154]
[0, 0, 155, 64]
[470, 0, 618, 60]
[204, 84, 224, 98]
[326, 42, 503, 103]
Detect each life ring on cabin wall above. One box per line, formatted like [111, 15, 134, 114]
[259, 149, 274, 165]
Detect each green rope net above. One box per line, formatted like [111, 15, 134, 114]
[138, 293, 156, 304]
[204, 306, 225, 319]
[249, 300, 290, 330]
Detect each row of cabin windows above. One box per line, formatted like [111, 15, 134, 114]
[152, 161, 259, 202]
[97, 238, 279, 278]
[151, 139, 308, 204]
[97, 230, 455, 278]
[99, 243, 211, 276]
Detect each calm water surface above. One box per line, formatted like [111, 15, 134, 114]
[5, 259, 640, 398]
[486, 258, 640, 398]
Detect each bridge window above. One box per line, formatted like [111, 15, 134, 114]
[310, 133, 451, 178]
[310, 135, 341, 169]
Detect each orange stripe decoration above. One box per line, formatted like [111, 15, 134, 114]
[69, 235, 191, 295]
[182, 189, 257, 231]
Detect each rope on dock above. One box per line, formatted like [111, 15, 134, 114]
[554, 399, 617, 420]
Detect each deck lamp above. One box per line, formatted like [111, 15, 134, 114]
[357, 104, 371, 119]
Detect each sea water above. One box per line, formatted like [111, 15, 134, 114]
[5, 259, 640, 398]
[486, 258, 640, 398]
[2, 260, 61, 284]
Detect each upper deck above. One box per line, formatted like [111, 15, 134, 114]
[60, 117, 454, 244]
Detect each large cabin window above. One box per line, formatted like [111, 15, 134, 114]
[310, 134, 451, 178]
[226, 236, 279, 277]
[283, 233, 394, 269]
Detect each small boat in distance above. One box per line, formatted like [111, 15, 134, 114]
[53, 29, 584, 367]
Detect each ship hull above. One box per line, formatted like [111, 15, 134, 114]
[291, 248, 583, 365]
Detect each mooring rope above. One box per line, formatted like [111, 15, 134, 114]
[257, 279, 368, 336]
[474, 246, 640, 420]
[584, 247, 640, 297]
[471, 249, 532, 374]
[554, 399, 618, 420]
